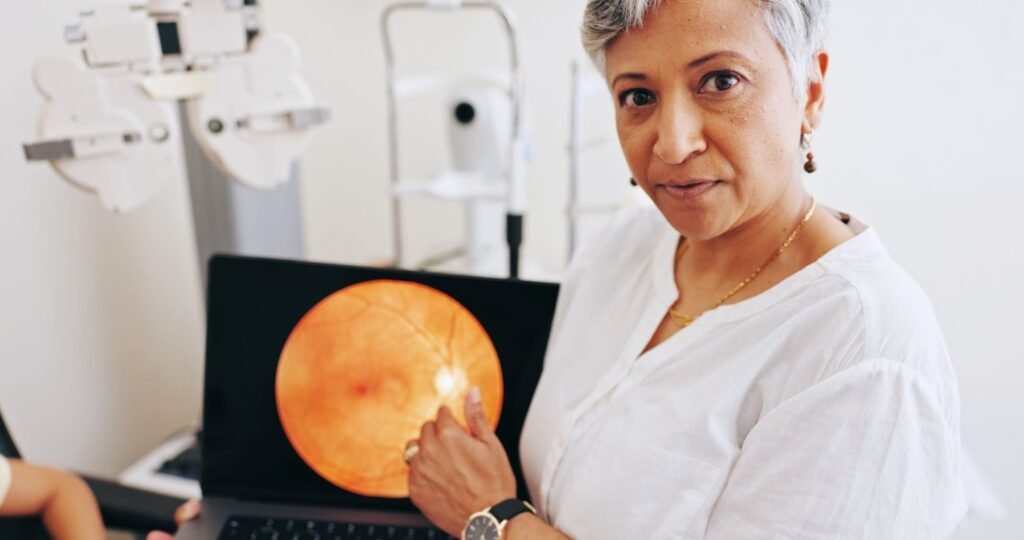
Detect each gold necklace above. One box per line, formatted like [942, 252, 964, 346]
[668, 198, 817, 328]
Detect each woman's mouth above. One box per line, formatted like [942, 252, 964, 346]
[660, 180, 722, 201]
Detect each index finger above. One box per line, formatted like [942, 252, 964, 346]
[434, 405, 461, 433]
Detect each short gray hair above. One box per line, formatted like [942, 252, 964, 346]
[582, 0, 831, 99]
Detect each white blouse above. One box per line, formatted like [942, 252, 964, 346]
[519, 208, 967, 539]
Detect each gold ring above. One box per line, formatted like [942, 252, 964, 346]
[403, 442, 420, 464]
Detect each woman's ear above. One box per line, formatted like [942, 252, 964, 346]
[802, 51, 829, 132]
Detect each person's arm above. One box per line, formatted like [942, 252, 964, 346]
[0, 459, 105, 540]
[504, 512, 571, 539]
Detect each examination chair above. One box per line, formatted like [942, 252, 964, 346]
[0, 407, 185, 538]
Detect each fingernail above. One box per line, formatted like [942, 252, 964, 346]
[468, 386, 481, 405]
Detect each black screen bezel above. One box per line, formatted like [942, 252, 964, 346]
[200, 254, 558, 512]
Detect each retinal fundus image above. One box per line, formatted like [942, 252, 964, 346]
[275, 280, 504, 498]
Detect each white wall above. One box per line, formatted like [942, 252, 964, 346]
[0, 0, 1020, 537]
[0, 1, 205, 476]
[824, 3, 1024, 537]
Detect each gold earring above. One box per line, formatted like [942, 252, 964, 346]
[801, 131, 817, 174]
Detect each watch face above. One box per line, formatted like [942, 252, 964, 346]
[464, 514, 501, 540]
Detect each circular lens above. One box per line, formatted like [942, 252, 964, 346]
[454, 102, 476, 125]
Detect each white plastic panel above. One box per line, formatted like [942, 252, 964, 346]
[177, 10, 247, 62]
[82, 8, 161, 68]
[32, 56, 180, 212]
[186, 33, 324, 190]
[447, 81, 512, 180]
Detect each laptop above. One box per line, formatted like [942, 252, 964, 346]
[175, 255, 559, 539]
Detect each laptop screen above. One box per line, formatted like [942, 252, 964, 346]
[201, 255, 559, 513]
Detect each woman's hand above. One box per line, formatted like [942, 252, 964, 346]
[145, 499, 200, 540]
[408, 387, 517, 536]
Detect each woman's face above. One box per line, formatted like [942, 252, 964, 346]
[605, 0, 825, 240]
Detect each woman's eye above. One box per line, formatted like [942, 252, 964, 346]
[699, 72, 741, 94]
[619, 89, 656, 108]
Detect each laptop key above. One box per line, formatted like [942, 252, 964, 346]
[254, 528, 279, 540]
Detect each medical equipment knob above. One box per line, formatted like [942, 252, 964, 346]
[454, 102, 476, 125]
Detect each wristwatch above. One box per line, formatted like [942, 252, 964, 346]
[461, 499, 537, 540]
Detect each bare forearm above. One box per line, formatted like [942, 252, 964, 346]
[505, 512, 571, 540]
[2, 460, 104, 540]
[41, 473, 104, 540]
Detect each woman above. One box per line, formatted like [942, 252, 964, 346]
[155, 0, 967, 538]
[404, 0, 966, 538]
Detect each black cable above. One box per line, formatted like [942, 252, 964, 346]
[506, 213, 523, 279]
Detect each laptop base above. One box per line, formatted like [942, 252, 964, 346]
[175, 497, 447, 539]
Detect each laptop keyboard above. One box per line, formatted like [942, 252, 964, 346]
[217, 516, 456, 540]
[155, 433, 202, 480]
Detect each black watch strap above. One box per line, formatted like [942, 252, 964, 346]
[489, 499, 535, 523]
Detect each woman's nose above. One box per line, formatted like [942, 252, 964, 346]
[652, 99, 706, 165]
